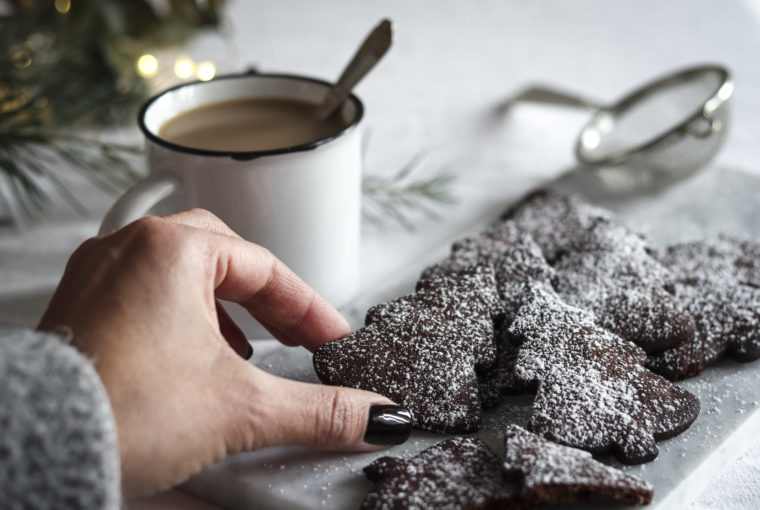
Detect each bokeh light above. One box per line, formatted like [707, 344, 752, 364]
[197, 61, 216, 81]
[174, 58, 195, 79]
[136, 54, 158, 77]
[54, 0, 71, 14]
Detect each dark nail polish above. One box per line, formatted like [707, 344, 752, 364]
[364, 405, 413, 445]
[245, 343, 254, 360]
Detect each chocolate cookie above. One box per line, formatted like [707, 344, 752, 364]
[420, 222, 555, 322]
[418, 223, 556, 408]
[659, 234, 760, 288]
[501, 188, 614, 263]
[362, 429, 652, 510]
[362, 437, 522, 510]
[503, 424, 653, 506]
[478, 329, 527, 408]
[502, 189, 694, 353]
[646, 236, 760, 380]
[313, 266, 500, 433]
[367, 264, 501, 372]
[552, 217, 695, 353]
[508, 285, 700, 464]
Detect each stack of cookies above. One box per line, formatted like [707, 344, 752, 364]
[312, 189, 760, 509]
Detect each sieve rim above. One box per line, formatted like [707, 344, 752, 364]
[575, 64, 732, 167]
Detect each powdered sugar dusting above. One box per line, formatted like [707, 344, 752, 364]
[505, 189, 694, 353]
[501, 189, 615, 263]
[313, 266, 500, 433]
[363, 427, 653, 510]
[362, 437, 520, 510]
[509, 285, 700, 464]
[660, 235, 760, 288]
[646, 236, 760, 380]
[316, 189, 707, 458]
[418, 222, 556, 407]
[421, 221, 555, 322]
[503, 424, 652, 506]
[552, 217, 694, 352]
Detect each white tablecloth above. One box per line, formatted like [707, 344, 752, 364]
[2, 1, 759, 508]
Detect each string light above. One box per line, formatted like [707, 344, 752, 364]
[54, 0, 71, 14]
[197, 61, 216, 81]
[136, 54, 158, 77]
[135, 54, 219, 85]
[173, 58, 195, 79]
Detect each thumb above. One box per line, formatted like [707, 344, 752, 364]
[237, 367, 412, 452]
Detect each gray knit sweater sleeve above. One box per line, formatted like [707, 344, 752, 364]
[0, 325, 121, 509]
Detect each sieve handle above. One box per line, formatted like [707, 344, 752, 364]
[505, 85, 603, 110]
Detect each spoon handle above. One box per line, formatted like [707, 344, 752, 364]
[314, 19, 393, 120]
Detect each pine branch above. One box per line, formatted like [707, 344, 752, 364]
[0, 135, 143, 221]
[362, 154, 457, 231]
[0, 0, 226, 224]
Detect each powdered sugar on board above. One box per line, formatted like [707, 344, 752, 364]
[181, 167, 760, 510]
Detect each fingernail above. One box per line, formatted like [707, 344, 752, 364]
[364, 405, 413, 445]
[245, 343, 254, 360]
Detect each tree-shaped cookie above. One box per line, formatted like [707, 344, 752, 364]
[503, 424, 653, 506]
[508, 285, 700, 464]
[361, 430, 652, 510]
[656, 234, 760, 287]
[362, 437, 522, 510]
[313, 265, 500, 433]
[478, 330, 527, 408]
[502, 189, 693, 352]
[647, 236, 760, 380]
[552, 217, 695, 353]
[417, 223, 556, 408]
[420, 221, 555, 322]
[366, 264, 502, 373]
[501, 189, 614, 263]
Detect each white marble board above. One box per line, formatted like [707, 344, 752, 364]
[182, 166, 760, 510]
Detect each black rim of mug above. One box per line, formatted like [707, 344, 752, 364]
[138, 72, 365, 161]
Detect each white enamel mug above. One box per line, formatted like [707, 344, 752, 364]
[100, 73, 363, 308]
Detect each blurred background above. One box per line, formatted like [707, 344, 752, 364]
[4, 0, 760, 324]
[3, 0, 759, 228]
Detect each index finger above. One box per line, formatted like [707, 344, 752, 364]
[204, 230, 351, 351]
[164, 209, 351, 349]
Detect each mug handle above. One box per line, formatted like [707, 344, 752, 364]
[99, 172, 180, 235]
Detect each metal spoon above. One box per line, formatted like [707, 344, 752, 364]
[313, 19, 393, 120]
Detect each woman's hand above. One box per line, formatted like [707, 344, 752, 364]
[38, 209, 411, 497]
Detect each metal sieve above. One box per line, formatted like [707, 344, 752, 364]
[514, 64, 733, 191]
